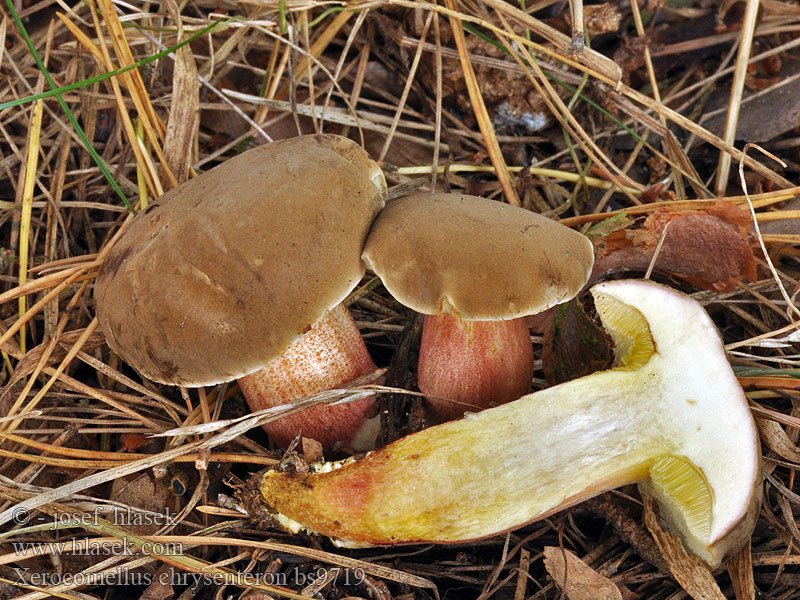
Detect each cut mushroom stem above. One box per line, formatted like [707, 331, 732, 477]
[250, 280, 761, 569]
[239, 303, 379, 451]
[418, 313, 534, 421]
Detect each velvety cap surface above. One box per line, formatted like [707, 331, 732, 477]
[362, 193, 594, 319]
[95, 134, 386, 385]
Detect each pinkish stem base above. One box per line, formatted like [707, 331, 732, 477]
[418, 313, 534, 422]
[238, 303, 377, 450]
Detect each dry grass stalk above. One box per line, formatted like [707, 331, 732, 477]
[715, 0, 761, 196]
[443, 0, 519, 205]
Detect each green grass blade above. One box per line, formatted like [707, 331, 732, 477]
[0, 17, 229, 112]
[4, 9, 231, 214]
[6, 0, 135, 212]
[6, 0, 136, 214]
[734, 367, 800, 380]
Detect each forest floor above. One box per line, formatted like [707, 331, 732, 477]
[1, 1, 800, 599]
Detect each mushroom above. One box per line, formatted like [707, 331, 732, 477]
[248, 279, 761, 568]
[361, 193, 594, 421]
[94, 134, 387, 450]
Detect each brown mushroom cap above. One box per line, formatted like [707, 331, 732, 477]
[361, 193, 594, 320]
[95, 134, 386, 386]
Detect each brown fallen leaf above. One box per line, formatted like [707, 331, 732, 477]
[591, 204, 756, 292]
[759, 197, 800, 236]
[757, 418, 800, 463]
[563, 3, 623, 37]
[582, 494, 670, 575]
[302, 436, 324, 463]
[543, 546, 622, 600]
[642, 495, 727, 600]
[704, 59, 800, 143]
[110, 471, 183, 535]
[728, 540, 756, 600]
[140, 565, 175, 600]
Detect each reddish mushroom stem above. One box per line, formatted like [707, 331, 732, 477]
[417, 313, 534, 422]
[238, 303, 378, 450]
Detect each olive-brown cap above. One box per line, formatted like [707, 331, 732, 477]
[361, 193, 594, 320]
[95, 134, 386, 386]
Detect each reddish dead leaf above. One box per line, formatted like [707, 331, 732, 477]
[705, 201, 755, 227]
[592, 205, 756, 292]
[120, 432, 148, 452]
[639, 181, 666, 204]
[543, 546, 622, 600]
[745, 71, 780, 91]
[717, 2, 747, 32]
[759, 54, 782, 76]
[1, 329, 105, 394]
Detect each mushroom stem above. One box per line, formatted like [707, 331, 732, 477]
[249, 281, 760, 568]
[238, 303, 378, 451]
[418, 313, 534, 421]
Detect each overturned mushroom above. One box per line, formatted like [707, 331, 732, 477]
[248, 280, 761, 568]
[95, 134, 387, 450]
[361, 193, 594, 421]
